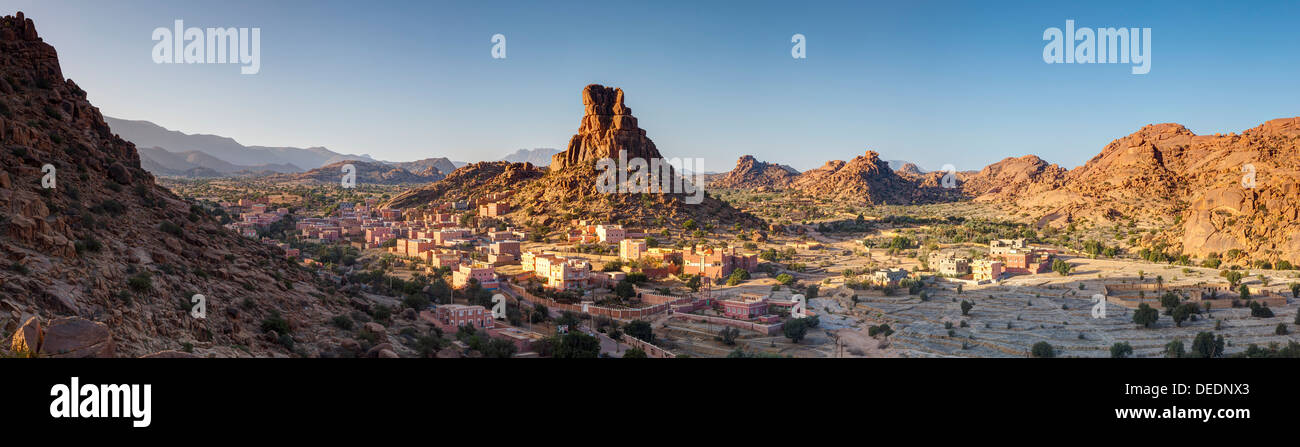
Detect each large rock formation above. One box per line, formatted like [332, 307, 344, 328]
[709, 155, 800, 190]
[960, 155, 1068, 200]
[387, 84, 764, 230]
[0, 12, 352, 357]
[966, 119, 1300, 266]
[789, 151, 917, 204]
[550, 84, 661, 170]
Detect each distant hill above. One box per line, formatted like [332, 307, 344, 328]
[105, 117, 380, 172]
[137, 146, 301, 177]
[266, 160, 443, 185]
[390, 157, 457, 177]
[500, 147, 561, 166]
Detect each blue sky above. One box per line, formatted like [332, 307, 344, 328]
[7, 0, 1299, 171]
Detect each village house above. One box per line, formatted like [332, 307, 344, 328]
[478, 202, 509, 217]
[522, 251, 593, 290]
[722, 293, 769, 320]
[595, 224, 626, 243]
[929, 252, 970, 276]
[682, 246, 758, 279]
[434, 304, 495, 330]
[972, 259, 1003, 282]
[619, 239, 647, 261]
[872, 268, 910, 287]
[452, 263, 499, 290]
[989, 238, 1027, 255]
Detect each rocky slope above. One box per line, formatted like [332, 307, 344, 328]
[0, 12, 355, 357]
[708, 155, 799, 190]
[789, 151, 918, 204]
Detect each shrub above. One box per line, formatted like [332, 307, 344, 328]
[127, 272, 153, 293]
[260, 311, 291, 334]
[1030, 342, 1055, 358]
[1110, 342, 1133, 358]
[160, 221, 183, 237]
[331, 315, 354, 330]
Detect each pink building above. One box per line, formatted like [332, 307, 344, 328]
[595, 225, 626, 243]
[452, 263, 499, 289]
[682, 247, 758, 280]
[435, 304, 495, 329]
[619, 239, 647, 261]
[722, 294, 769, 320]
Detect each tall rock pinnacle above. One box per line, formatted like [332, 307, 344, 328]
[550, 84, 663, 170]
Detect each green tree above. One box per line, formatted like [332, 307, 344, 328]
[718, 327, 740, 346]
[775, 273, 795, 285]
[1164, 339, 1186, 358]
[1159, 292, 1181, 315]
[1110, 342, 1133, 358]
[684, 275, 701, 292]
[621, 347, 647, 358]
[623, 319, 654, 343]
[783, 317, 810, 343]
[614, 280, 635, 299]
[1051, 259, 1072, 276]
[1133, 303, 1159, 328]
[553, 332, 601, 358]
[1030, 341, 1055, 358]
[960, 300, 973, 316]
[1190, 332, 1225, 358]
[1171, 302, 1200, 327]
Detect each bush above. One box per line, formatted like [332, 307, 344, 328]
[160, 221, 183, 237]
[1249, 301, 1274, 318]
[261, 311, 291, 334]
[1277, 323, 1289, 336]
[1030, 341, 1055, 358]
[1110, 342, 1133, 358]
[330, 315, 354, 330]
[74, 237, 103, 254]
[127, 272, 153, 293]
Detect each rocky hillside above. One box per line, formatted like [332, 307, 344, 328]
[0, 12, 353, 357]
[960, 155, 1068, 200]
[390, 157, 457, 177]
[789, 151, 918, 204]
[267, 160, 443, 185]
[709, 155, 799, 190]
[385, 161, 545, 208]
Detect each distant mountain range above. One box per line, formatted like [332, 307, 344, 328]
[105, 117, 387, 174]
[500, 147, 561, 166]
[112, 118, 567, 179]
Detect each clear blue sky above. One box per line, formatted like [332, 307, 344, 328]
[7, 0, 1299, 171]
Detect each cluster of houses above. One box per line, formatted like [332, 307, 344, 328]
[926, 238, 1057, 283]
[221, 197, 290, 239]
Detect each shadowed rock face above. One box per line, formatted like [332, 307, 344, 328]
[0, 12, 351, 357]
[550, 84, 662, 170]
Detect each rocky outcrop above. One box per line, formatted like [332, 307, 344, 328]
[7, 316, 113, 357]
[790, 151, 917, 204]
[961, 155, 1068, 200]
[709, 155, 799, 190]
[550, 84, 661, 170]
[969, 118, 1300, 266]
[388, 85, 766, 231]
[0, 12, 354, 357]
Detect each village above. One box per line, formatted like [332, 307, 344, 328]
[190, 181, 1300, 358]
